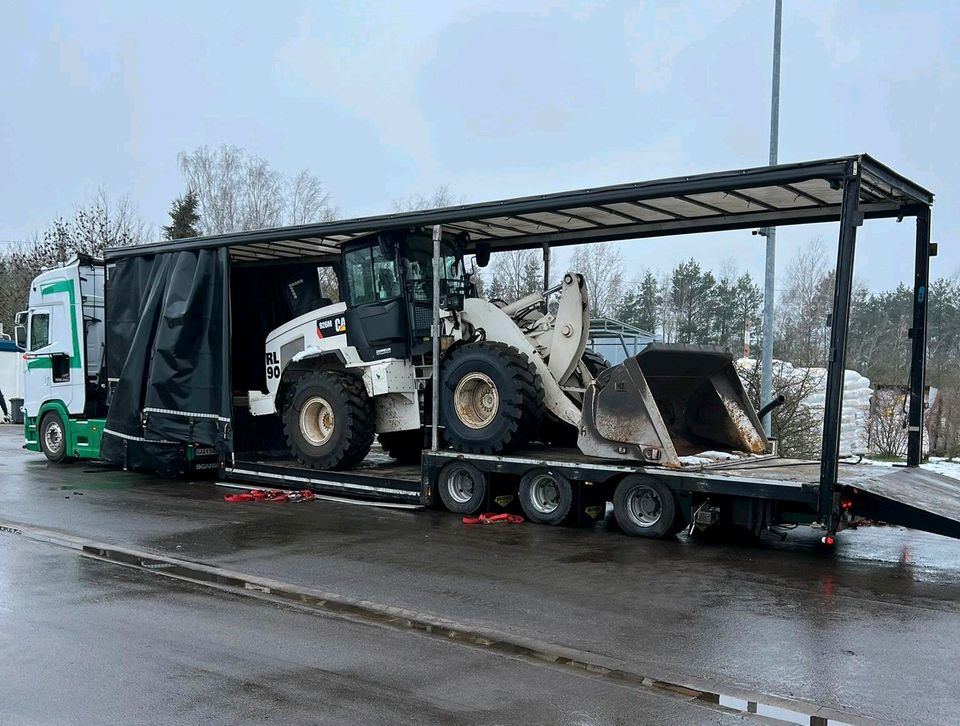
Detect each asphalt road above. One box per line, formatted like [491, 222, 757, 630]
[2, 425, 960, 724]
[1, 535, 754, 725]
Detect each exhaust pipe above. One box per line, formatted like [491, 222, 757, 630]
[757, 394, 786, 420]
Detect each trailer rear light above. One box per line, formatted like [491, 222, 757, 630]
[841, 497, 853, 510]
[821, 535, 835, 546]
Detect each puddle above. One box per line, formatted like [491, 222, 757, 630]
[52, 481, 135, 491]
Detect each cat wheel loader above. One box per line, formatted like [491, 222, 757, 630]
[248, 228, 768, 470]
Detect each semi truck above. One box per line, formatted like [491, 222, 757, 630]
[13, 155, 960, 544]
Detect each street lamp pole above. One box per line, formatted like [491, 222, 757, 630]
[760, 0, 783, 436]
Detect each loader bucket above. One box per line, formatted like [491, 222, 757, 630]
[578, 344, 768, 467]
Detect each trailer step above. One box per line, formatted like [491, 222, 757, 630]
[225, 458, 422, 504]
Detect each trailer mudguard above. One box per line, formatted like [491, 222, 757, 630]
[101, 248, 232, 472]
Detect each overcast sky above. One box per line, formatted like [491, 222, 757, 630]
[2, 1, 957, 291]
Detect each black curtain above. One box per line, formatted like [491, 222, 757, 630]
[101, 248, 231, 472]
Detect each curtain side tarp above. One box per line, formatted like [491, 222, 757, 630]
[102, 248, 231, 472]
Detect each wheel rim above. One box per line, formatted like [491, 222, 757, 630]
[626, 485, 662, 528]
[453, 372, 499, 429]
[529, 474, 561, 514]
[446, 467, 476, 504]
[44, 420, 63, 454]
[299, 396, 336, 446]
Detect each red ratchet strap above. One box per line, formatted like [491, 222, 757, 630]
[224, 489, 315, 503]
[462, 512, 524, 525]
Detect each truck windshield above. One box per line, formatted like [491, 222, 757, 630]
[404, 236, 462, 303]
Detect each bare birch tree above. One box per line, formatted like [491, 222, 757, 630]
[177, 145, 337, 234]
[569, 242, 625, 318]
[392, 185, 461, 212]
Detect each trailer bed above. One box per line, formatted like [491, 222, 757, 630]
[223, 445, 960, 541]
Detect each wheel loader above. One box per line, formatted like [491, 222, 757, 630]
[248, 227, 768, 469]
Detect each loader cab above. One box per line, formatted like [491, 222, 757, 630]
[340, 229, 466, 361]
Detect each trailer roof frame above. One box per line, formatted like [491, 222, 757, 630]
[104, 154, 932, 264]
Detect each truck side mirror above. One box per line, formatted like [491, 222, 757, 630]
[14, 319, 26, 350]
[475, 242, 491, 268]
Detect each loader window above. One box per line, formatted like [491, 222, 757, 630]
[404, 239, 463, 303]
[29, 312, 50, 351]
[344, 245, 400, 306]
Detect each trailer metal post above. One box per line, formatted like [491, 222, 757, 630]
[431, 224, 442, 451]
[542, 242, 551, 313]
[818, 162, 862, 529]
[907, 206, 932, 466]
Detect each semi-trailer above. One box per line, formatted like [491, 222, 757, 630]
[14, 155, 959, 543]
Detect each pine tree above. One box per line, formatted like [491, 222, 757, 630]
[163, 189, 201, 240]
[670, 259, 716, 344]
[614, 270, 660, 332]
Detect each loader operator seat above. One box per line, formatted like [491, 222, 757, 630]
[377, 267, 400, 299]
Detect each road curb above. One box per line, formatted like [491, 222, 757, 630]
[1, 519, 877, 726]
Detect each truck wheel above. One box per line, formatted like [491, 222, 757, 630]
[437, 461, 487, 514]
[378, 429, 424, 464]
[283, 370, 375, 470]
[613, 475, 678, 539]
[519, 468, 573, 525]
[441, 342, 543, 454]
[39, 411, 68, 463]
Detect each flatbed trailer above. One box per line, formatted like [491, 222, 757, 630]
[34, 152, 955, 545]
[221, 446, 960, 542]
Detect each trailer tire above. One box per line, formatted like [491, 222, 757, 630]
[441, 342, 543, 454]
[378, 429, 424, 464]
[437, 461, 487, 514]
[519, 468, 573, 525]
[283, 370, 375, 470]
[613, 475, 678, 539]
[39, 411, 68, 464]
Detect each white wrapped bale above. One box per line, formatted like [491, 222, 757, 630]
[736, 357, 872, 457]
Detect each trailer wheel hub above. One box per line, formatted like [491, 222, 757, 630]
[446, 467, 476, 504]
[453, 372, 500, 429]
[300, 396, 336, 446]
[626, 485, 662, 527]
[529, 474, 561, 514]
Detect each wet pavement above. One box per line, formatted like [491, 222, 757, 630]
[1, 536, 747, 725]
[2, 425, 959, 724]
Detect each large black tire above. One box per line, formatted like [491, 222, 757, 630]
[582, 349, 610, 377]
[39, 411, 68, 463]
[441, 342, 544, 454]
[519, 468, 573, 525]
[437, 461, 488, 514]
[378, 429, 425, 464]
[534, 350, 609, 446]
[613, 475, 679, 539]
[282, 370, 375, 470]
